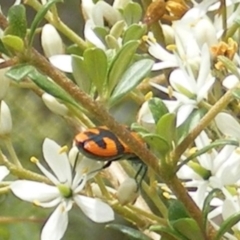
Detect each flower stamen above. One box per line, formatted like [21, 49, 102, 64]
[30, 157, 39, 164]
[59, 145, 68, 154]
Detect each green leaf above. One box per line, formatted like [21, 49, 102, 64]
[232, 88, 240, 100]
[156, 113, 176, 147]
[123, 24, 147, 44]
[177, 139, 239, 172]
[171, 218, 204, 240]
[218, 55, 240, 79]
[148, 98, 169, 124]
[108, 40, 139, 93]
[6, 4, 27, 39]
[6, 64, 35, 81]
[28, 0, 63, 46]
[83, 48, 108, 95]
[177, 109, 206, 144]
[109, 20, 126, 39]
[214, 213, 240, 240]
[1, 35, 24, 52]
[110, 59, 154, 105]
[202, 189, 222, 231]
[66, 44, 84, 56]
[122, 2, 142, 25]
[28, 69, 78, 107]
[150, 225, 183, 240]
[93, 27, 108, 45]
[0, 40, 10, 56]
[105, 35, 119, 49]
[106, 224, 152, 240]
[142, 133, 170, 156]
[131, 123, 149, 134]
[168, 199, 190, 222]
[72, 55, 91, 93]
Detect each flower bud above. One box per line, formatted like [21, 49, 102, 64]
[68, 146, 79, 167]
[42, 93, 68, 116]
[116, 178, 139, 205]
[137, 101, 155, 132]
[0, 101, 12, 136]
[41, 24, 64, 58]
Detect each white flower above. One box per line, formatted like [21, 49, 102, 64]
[151, 44, 215, 126]
[42, 93, 68, 116]
[0, 101, 12, 136]
[147, 0, 218, 72]
[177, 131, 240, 208]
[41, 24, 64, 58]
[147, 26, 201, 71]
[10, 138, 114, 240]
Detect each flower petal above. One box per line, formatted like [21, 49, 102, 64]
[222, 74, 239, 89]
[41, 24, 64, 58]
[222, 198, 238, 220]
[93, 1, 121, 26]
[0, 166, 9, 181]
[176, 103, 195, 126]
[10, 180, 59, 203]
[49, 55, 72, 73]
[84, 20, 106, 49]
[0, 101, 12, 135]
[75, 158, 104, 179]
[197, 76, 215, 101]
[193, 182, 208, 208]
[152, 61, 178, 71]
[196, 45, 210, 87]
[170, 69, 196, 94]
[43, 139, 72, 185]
[74, 195, 114, 223]
[42, 93, 68, 116]
[212, 145, 236, 173]
[41, 203, 69, 240]
[177, 164, 202, 180]
[148, 42, 175, 62]
[215, 113, 240, 139]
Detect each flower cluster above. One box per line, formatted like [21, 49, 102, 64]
[2, 0, 240, 239]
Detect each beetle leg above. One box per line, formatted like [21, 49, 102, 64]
[134, 164, 148, 191]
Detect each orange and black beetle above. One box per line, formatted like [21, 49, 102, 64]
[74, 126, 147, 185]
[74, 126, 144, 162]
